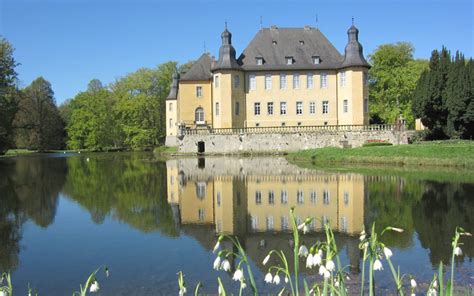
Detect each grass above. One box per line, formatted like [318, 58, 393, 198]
[153, 145, 178, 155]
[288, 140, 474, 169]
[0, 149, 37, 158]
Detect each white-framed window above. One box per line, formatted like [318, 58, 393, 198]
[280, 74, 287, 89]
[267, 102, 274, 115]
[344, 191, 349, 205]
[309, 101, 316, 114]
[280, 102, 287, 115]
[320, 72, 327, 88]
[195, 107, 204, 124]
[235, 101, 240, 115]
[307, 73, 314, 89]
[340, 71, 347, 87]
[256, 57, 264, 65]
[321, 215, 328, 227]
[281, 216, 289, 230]
[196, 181, 206, 199]
[234, 75, 240, 88]
[265, 74, 272, 90]
[216, 102, 220, 116]
[249, 74, 256, 91]
[296, 101, 303, 115]
[196, 86, 202, 97]
[214, 75, 219, 88]
[198, 208, 205, 221]
[269, 190, 275, 204]
[364, 98, 369, 113]
[313, 56, 321, 64]
[256, 191, 262, 204]
[297, 190, 304, 204]
[293, 74, 300, 89]
[323, 190, 330, 205]
[286, 57, 293, 65]
[281, 190, 288, 204]
[310, 191, 317, 204]
[341, 217, 348, 232]
[266, 216, 274, 231]
[217, 191, 221, 207]
[254, 102, 261, 115]
[322, 101, 329, 114]
[251, 216, 258, 230]
[343, 99, 348, 113]
[169, 118, 173, 128]
[169, 102, 173, 111]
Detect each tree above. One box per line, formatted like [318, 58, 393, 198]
[13, 77, 65, 151]
[368, 42, 428, 128]
[87, 79, 104, 93]
[0, 37, 19, 154]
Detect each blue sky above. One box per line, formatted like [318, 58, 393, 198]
[1, 0, 473, 104]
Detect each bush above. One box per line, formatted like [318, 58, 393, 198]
[362, 142, 393, 147]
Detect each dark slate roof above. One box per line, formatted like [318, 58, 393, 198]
[212, 29, 241, 71]
[238, 26, 344, 71]
[180, 53, 212, 81]
[341, 25, 370, 68]
[166, 72, 179, 100]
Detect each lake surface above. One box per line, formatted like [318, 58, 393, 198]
[0, 153, 473, 295]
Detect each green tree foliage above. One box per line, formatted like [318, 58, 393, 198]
[368, 42, 428, 127]
[0, 38, 19, 154]
[413, 47, 473, 139]
[67, 83, 117, 150]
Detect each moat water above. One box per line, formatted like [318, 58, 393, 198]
[0, 153, 472, 295]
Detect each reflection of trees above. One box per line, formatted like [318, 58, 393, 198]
[413, 182, 473, 265]
[62, 154, 178, 236]
[0, 156, 66, 271]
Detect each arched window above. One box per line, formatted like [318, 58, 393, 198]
[195, 107, 205, 124]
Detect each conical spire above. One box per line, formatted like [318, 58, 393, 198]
[213, 24, 241, 71]
[341, 22, 370, 68]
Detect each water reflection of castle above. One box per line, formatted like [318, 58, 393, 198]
[166, 158, 366, 236]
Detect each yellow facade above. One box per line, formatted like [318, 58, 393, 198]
[178, 81, 213, 127]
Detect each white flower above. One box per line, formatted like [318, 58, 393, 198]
[179, 287, 187, 296]
[334, 279, 340, 288]
[263, 254, 271, 265]
[411, 294, 415, 296]
[233, 269, 244, 281]
[312, 252, 322, 266]
[273, 274, 281, 285]
[428, 288, 437, 296]
[298, 245, 309, 257]
[298, 223, 305, 230]
[213, 241, 220, 253]
[298, 223, 309, 234]
[218, 285, 222, 295]
[213, 257, 221, 270]
[306, 253, 314, 268]
[454, 246, 462, 256]
[241, 281, 247, 289]
[89, 281, 100, 293]
[221, 259, 231, 271]
[318, 265, 327, 276]
[264, 272, 273, 283]
[0, 292, 7, 296]
[383, 247, 393, 259]
[391, 227, 404, 233]
[325, 260, 335, 272]
[411, 278, 417, 288]
[373, 259, 383, 271]
[323, 270, 331, 279]
[359, 230, 366, 241]
[285, 276, 289, 283]
[433, 280, 438, 288]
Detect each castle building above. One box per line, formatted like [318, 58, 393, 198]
[166, 24, 370, 146]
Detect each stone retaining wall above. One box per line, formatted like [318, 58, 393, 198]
[177, 130, 413, 154]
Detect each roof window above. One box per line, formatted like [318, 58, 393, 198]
[312, 56, 321, 64]
[285, 56, 294, 65]
[299, 40, 305, 45]
[256, 57, 264, 65]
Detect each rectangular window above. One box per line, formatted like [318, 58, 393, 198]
[169, 103, 173, 111]
[249, 74, 256, 91]
[364, 98, 369, 113]
[297, 190, 304, 204]
[268, 191, 275, 204]
[286, 57, 293, 65]
[234, 75, 240, 88]
[235, 102, 240, 116]
[310, 191, 317, 204]
[309, 101, 316, 114]
[340, 71, 347, 87]
[216, 102, 220, 116]
[256, 191, 262, 204]
[169, 118, 173, 128]
[267, 102, 274, 115]
[254, 102, 261, 115]
[265, 74, 272, 90]
[198, 209, 205, 221]
[296, 101, 303, 115]
[281, 190, 288, 204]
[214, 76, 219, 88]
[256, 57, 263, 65]
[266, 216, 274, 230]
[364, 72, 368, 86]
[307, 73, 314, 89]
[344, 191, 349, 205]
[343, 99, 348, 113]
[217, 192, 221, 207]
[251, 216, 258, 230]
[293, 74, 300, 89]
[322, 100, 329, 114]
[281, 216, 289, 230]
[196, 86, 202, 97]
[280, 102, 287, 115]
[313, 56, 321, 64]
[323, 190, 330, 205]
[280, 74, 287, 89]
[320, 72, 327, 88]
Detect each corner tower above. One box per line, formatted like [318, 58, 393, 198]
[165, 72, 179, 146]
[337, 22, 370, 125]
[212, 25, 245, 128]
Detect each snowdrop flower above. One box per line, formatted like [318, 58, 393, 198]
[312, 252, 322, 266]
[410, 278, 417, 288]
[298, 245, 309, 257]
[285, 276, 289, 283]
[383, 247, 393, 259]
[264, 273, 273, 283]
[306, 253, 314, 268]
[213, 241, 220, 253]
[359, 230, 366, 241]
[213, 257, 221, 270]
[0, 292, 7, 296]
[325, 260, 335, 272]
[298, 222, 310, 234]
[323, 269, 331, 279]
[89, 281, 100, 293]
[318, 265, 327, 276]
[262, 254, 271, 265]
[86, 158, 90, 162]
[179, 287, 187, 296]
[273, 274, 281, 285]
[428, 288, 437, 296]
[373, 259, 383, 271]
[241, 281, 247, 289]
[454, 246, 462, 256]
[433, 280, 438, 288]
[233, 269, 244, 281]
[411, 294, 415, 296]
[221, 259, 231, 272]
[218, 285, 222, 295]
[334, 279, 340, 288]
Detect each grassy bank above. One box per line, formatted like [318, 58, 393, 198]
[288, 140, 474, 169]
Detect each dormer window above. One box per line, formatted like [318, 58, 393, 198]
[272, 40, 277, 45]
[312, 56, 321, 64]
[299, 40, 305, 45]
[286, 56, 294, 65]
[256, 57, 264, 65]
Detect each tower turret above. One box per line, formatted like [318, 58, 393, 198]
[213, 25, 241, 71]
[341, 23, 370, 68]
